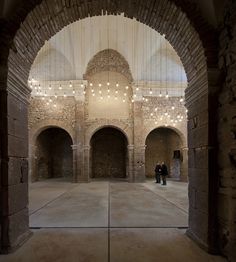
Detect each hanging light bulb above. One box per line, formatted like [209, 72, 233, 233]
[49, 98, 52, 103]
[165, 91, 169, 98]
[59, 84, 62, 90]
[80, 84, 84, 88]
[149, 88, 153, 95]
[136, 87, 139, 91]
[159, 90, 162, 97]
[99, 83, 102, 87]
[115, 96, 118, 100]
[92, 93, 95, 96]
[99, 90, 102, 94]
[150, 113, 153, 117]
[38, 84, 41, 90]
[180, 96, 184, 102]
[145, 98, 148, 102]
[107, 89, 110, 93]
[69, 82, 72, 88]
[107, 82, 110, 86]
[125, 86, 129, 90]
[155, 121, 158, 125]
[164, 111, 168, 116]
[90, 82, 93, 87]
[154, 107, 158, 112]
[131, 99, 134, 103]
[53, 104, 57, 108]
[123, 99, 126, 103]
[116, 83, 119, 87]
[186, 109, 188, 113]
[171, 106, 175, 110]
[49, 85, 52, 90]
[54, 93, 58, 98]
[124, 93, 127, 97]
[91, 89, 94, 93]
[108, 94, 110, 98]
[73, 90, 75, 94]
[41, 97, 45, 101]
[133, 94, 136, 98]
[64, 93, 67, 98]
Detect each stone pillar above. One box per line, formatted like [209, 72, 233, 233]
[0, 87, 32, 253]
[133, 145, 146, 182]
[79, 145, 90, 182]
[127, 145, 134, 182]
[180, 147, 188, 182]
[71, 145, 78, 183]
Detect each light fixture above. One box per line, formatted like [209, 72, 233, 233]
[126, 86, 129, 90]
[149, 88, 153, 95]
[171, 106, 175, 110]
[123, 99, 125, 103]
[159, 91, 162, 97]
[69, 82, 72, 88]
[180, 96, 184, 102]
[107, 82, 110, 86]
[116, 83, 119, 87]
[90, 83, 93, 87]
[59, 84, 62, 90]
[73, 90, 75, 94]
[99, 83, 102, 87]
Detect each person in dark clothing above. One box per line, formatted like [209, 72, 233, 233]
[161, 162, 168, 185]
[154, 162, 162, 183]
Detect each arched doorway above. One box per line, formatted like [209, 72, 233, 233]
[34, 127, 73, 181]
[145, 127, 186, 181]
[90, 127, 128, 179]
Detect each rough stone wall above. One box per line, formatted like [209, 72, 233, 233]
[218, 2, 236, 260]
[29, 97, 76, 132]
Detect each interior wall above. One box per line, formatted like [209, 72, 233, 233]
[145, 128, 182, 178]
[35, 128, 73, 180]
[91, 128, 127, 178]
[86, 71, 132, 120]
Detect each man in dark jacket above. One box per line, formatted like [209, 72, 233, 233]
[161, 162, 168, 185]
[154, 162, 162, 183]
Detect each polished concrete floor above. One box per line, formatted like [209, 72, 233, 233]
[0, 179, 226, 262]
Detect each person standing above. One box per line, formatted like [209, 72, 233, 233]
[154, 162, 162, 183]
[161, 162, 168, 185]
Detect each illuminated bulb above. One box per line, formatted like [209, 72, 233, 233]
[73, 90, 75, 94]
[83, 90, 86, 95]
[115, 96, 118, 100]
[36, 91, 39, 95]
[116, 83, 119, 87]
[53, 104, 57, 108]
[173, 123, 176, 127]
[91, 89, 94, 93]
[92, 93, 95, 96]
[165, 93, 169, 98]
[100, 96, 103, 100]
[171, 106, 175, 110]
[108, 95, 110, 98]
[164, 112, 168, 116]
[131, 99, 134, 103]
[177, 115, 180, 119]
[64, 93, 67, 98]
[180, 97, 184, 102]
[123, 99, 126, 103]
[34, 86, 37, 90]
[160, 117, 163, 121]
[171, 119, 174, 122]
[108, 89, 110, 93]
[167, 115, 170, 118]
[80, 84, 84, 88]
[165, 124, 168, 127]
[99, 83, 102, 87]
[126, 86, 129, 90]
[49, 85, 52, 90]
[69, 83, 72, 88]
[149, 89, 153, 95]
[54, 94, 57, 98]
[150, 113, 153, 116]
[59, 85, 62, 90]
[115, 90, 118, 94]
[124, 93, 127, 96]
[142, 97, 145, 101]
[90, 83, 93, 87]
[155, 108, 157, 111]
[38, 85, 41, 90]
[41, 97, 45, 100]
[145, 98, 148, 102]
[99, 90, 102, 94]
[46, 102, 49, 105]
[107, 82, 110, 86]
[159, 92, 162, 97]
[155, 121, 158, 125]
[49, 98, 52, 103]
[136, 87, 139, 91]
[186, 109, 188, 113]
[133, 94, 136, 98]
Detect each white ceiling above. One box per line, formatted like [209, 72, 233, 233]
[30, 14, 187, 85]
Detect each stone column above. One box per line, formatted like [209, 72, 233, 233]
[180, 147, 188, 182]
[79, 145, 90, 182]
[71, 145, 78, 182]
[127, 145, 134, 182]
[133, 145, 146, 182]
[29, 145, 37, 182]
[0, 86, 32, 253]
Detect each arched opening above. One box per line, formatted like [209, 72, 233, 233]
[90, 127, 128, 179]
[34, 127, 73, 182]
[0, 0, 221, 258]
[145, 127, 187, 181]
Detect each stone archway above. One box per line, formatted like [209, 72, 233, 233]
[33, 127, 73, 182]
[0, 0, 220, 255]
[145, 127, 187, 181]
[90, 127, 128, 179]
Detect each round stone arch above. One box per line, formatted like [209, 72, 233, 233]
[84, 49, 133, 83]
[85, 122, 132, 146]
[143, 125, 187, 148]
[0, 0, 220, 255]
[29, 123, 75, 182]
[144, 125, 188, 181]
